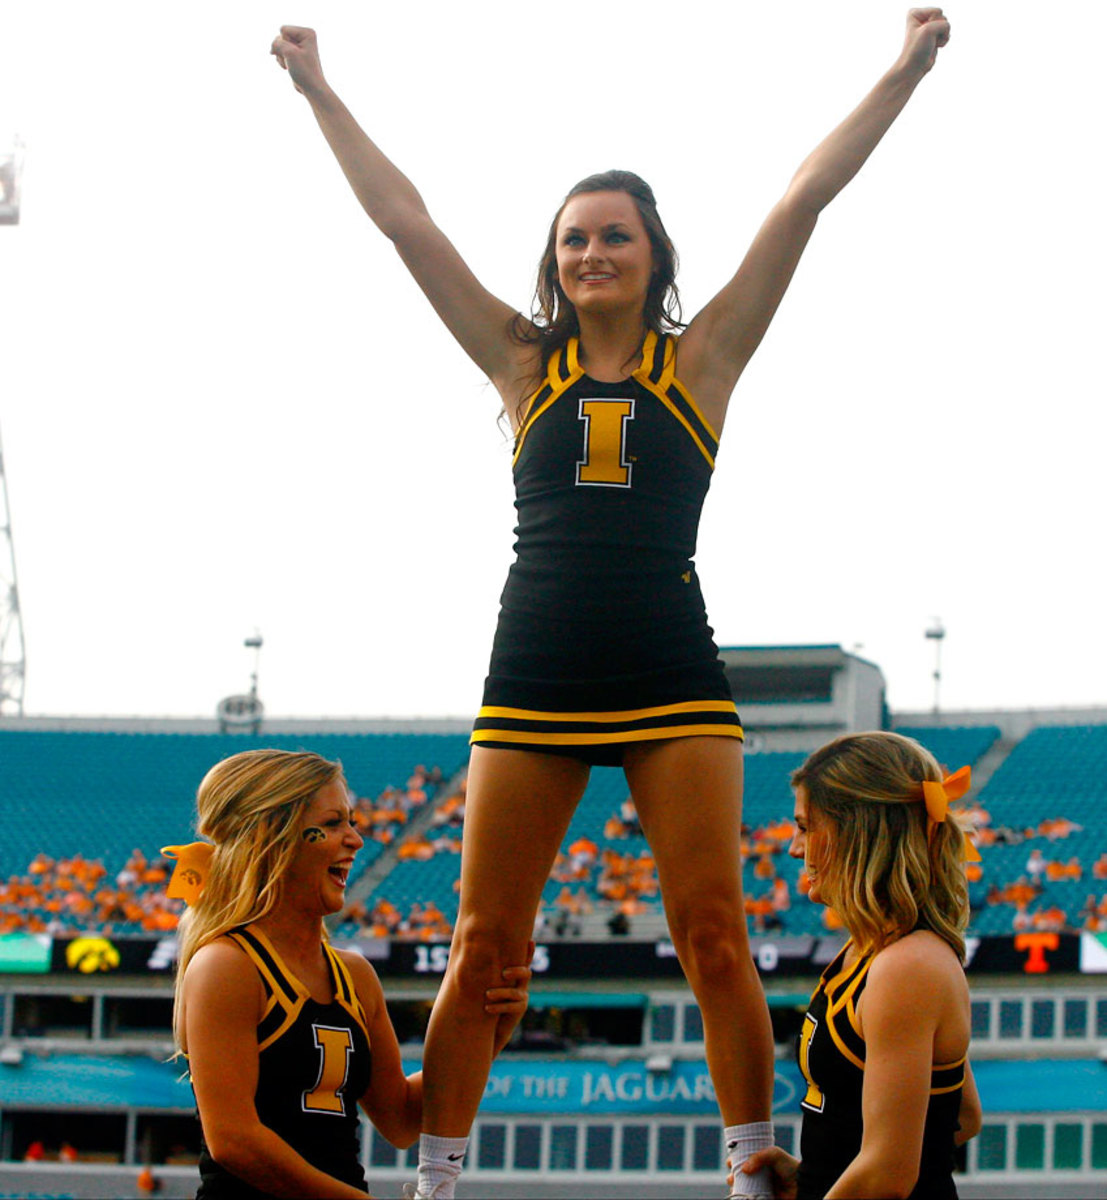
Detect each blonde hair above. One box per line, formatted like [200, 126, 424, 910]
[791, 731, 969, 960]
[172, 748, 344, 1045]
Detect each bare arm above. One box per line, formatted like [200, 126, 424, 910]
[184, 941, 369, 1198]
[826, 938, 963, 1199]
[678, 8, 952, 431]
[344, 951, 423, 1149]
[271, 27, 534, 396]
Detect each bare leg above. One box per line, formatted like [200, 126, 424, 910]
[624, 736, 774, 1124]
[421, 746, 590, 1136]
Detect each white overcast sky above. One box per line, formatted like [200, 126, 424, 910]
[1, 1, 1103, 721]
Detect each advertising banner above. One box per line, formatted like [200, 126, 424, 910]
[43, 932, 1083, 979]
[410, 1057, 805, 1116]
[0, 933, 50, 974]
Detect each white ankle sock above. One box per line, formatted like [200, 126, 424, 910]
[725, 1121, 775, 1199]
[417, 1133, 469, 1199]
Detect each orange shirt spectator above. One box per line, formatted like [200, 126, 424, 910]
[753, 853, 776, 881]
[765, 819, 796, 843]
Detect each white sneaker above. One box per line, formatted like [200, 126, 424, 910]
[401, 1185, 449, 1200]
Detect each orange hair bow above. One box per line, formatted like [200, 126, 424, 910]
[161, 842, 215, 906]
[920, 766, 981, 862]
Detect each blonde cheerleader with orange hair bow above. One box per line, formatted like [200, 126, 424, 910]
[166, 748, 533, 1199]
[739, 731, 983, 1200]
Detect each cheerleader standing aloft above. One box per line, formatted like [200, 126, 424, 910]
[271, 12, 952, 1196]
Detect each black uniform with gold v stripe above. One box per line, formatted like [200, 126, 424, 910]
[795, 941, 965, 1200]
[473, 331, 742, 766]
[195, 926, 372, 1199]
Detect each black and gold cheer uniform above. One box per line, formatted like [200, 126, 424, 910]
[196, 926, 372, 1199]
[795, 941, 965, 1200]
[472, 331, 742, 765]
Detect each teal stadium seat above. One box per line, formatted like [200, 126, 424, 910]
[366, 732, 1011, 938]
[970, 726, 1107, 930]
[895, 725, 1001, 771]
[0, 729, 471, 893]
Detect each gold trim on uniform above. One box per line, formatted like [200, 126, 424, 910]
[823, 950, 871, 1071]
[814, 942, 970, 1092]
[512, 332, 719, 469]
[478, 700, 739, 723]
[472, 724, 743, 748]
[230, 927, 370, 1053]
[631, 332, 718, 470]
[512, 345, 585, 466]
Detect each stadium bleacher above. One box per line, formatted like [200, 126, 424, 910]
[5, 721, 1101, 943]
[3, 717, 1107, 1197]
[357, 727, 1017, 941]
[0, 730, 471, 936]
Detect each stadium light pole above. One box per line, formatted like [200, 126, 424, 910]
[0, 136, 23, 227]
[0, 135, 27, 716]
[245, 631, 263, 703]
[925, 617, 945, 715]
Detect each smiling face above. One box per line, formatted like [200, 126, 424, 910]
[790, 785, 834, 906]
[555, 190, 655, 318]
[283, 779, 363, 915]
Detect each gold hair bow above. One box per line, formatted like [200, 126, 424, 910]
[161, 842, 215, 906]
[920, 766, 981, 862]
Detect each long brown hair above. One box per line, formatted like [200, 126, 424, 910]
[510, 169, 684, 414]
[791, 732, 969, 960]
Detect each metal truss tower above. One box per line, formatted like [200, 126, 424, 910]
[1, 136, 27, 713]
[0, 422, 25, 715]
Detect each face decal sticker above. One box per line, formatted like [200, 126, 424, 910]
[302, 826, 326, 843]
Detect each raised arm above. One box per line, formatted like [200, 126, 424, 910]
[678, 8, 952, 431]
[271, 27, 533, 396]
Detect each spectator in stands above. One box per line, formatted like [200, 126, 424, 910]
[1039, 816, 1084, 841]
[987, 824, 1026, 846]
[1026, 847, 1047, 883]
[166, 748, 531, 1199]
[567, 835, 599, 875]
[745, 894, 775, 934]
[603, 799, 643, 840]
[620, 797, 643, 836]
[1004, 877, 1041, 907]
[607, 910, 631, 936]
[1032, 905, 1068, 933]
[1080, 895, 1105, 932]
[272, 10, 953, 1197]
[739, 731, 981, 1199]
